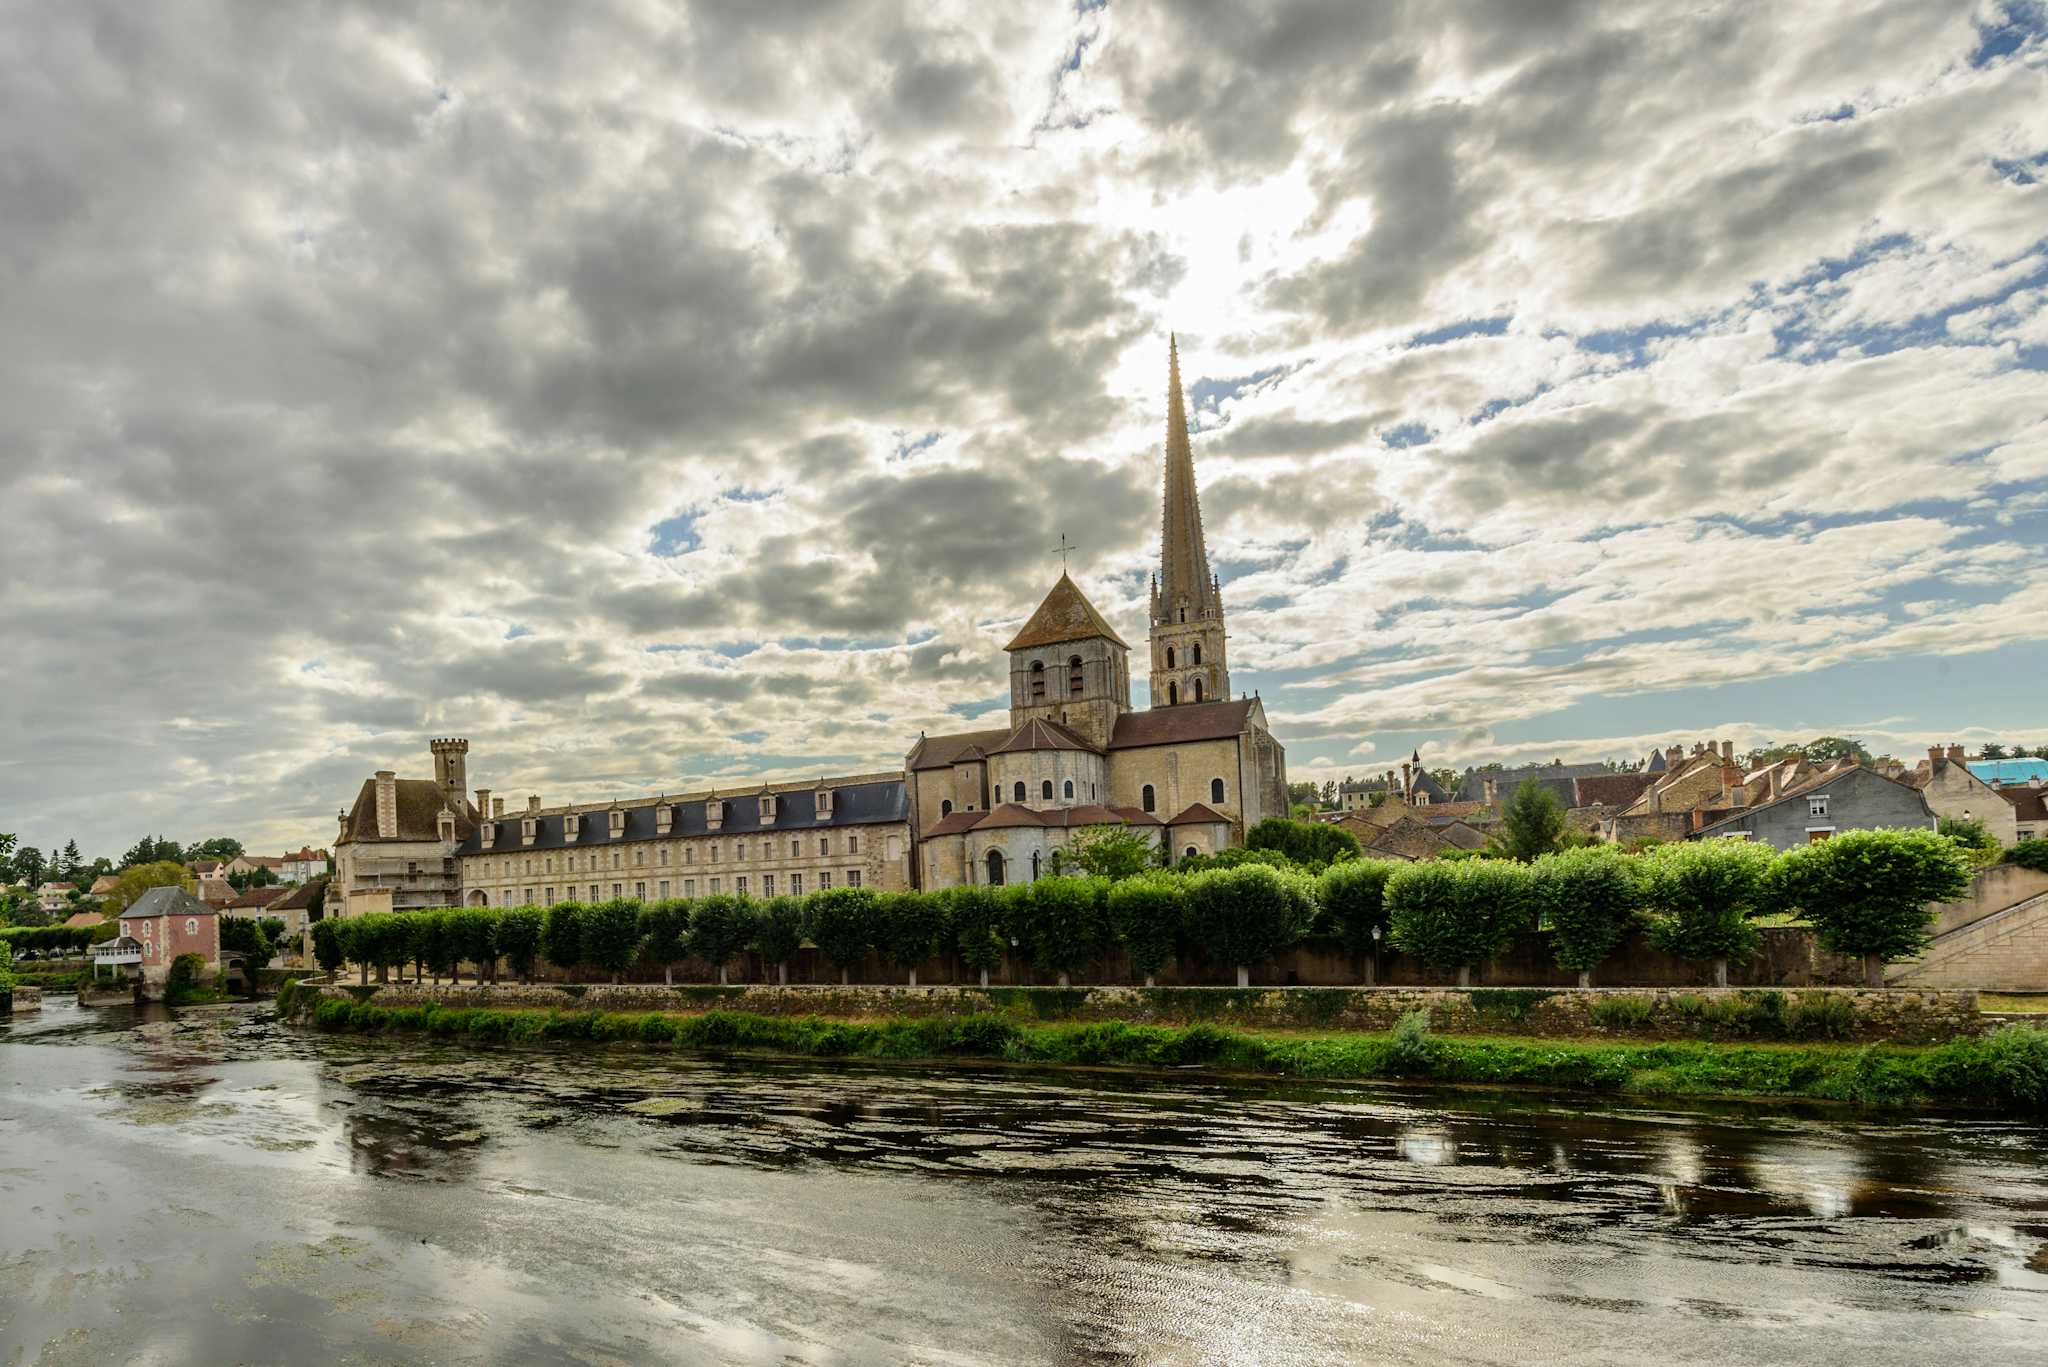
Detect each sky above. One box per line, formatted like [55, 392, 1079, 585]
[2, 0, 2046, 862]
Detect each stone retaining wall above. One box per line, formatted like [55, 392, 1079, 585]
[295, 980, 1983, 1045]
[5, 986, 43, 1013]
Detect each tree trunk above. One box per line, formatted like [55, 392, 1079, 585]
[1058, 971, 1071, 988]
[1577, 969, 1592, 989]
[1456, 964, 1470, 989]
[664, 964, 673, 987]
[979, 967, 989, 989]
[777, 961, 788, 987]
[1363, 952, 1376, 988]
[1144, 972, 1156, 988]
[1236, 965, 1250, 989]
[840, 967, 849, 986]
[718, 963, 729, 986]
[1712, 958, 1729, 988]
[908, 967, 918, 988]
[1864, 952, 1884, 989]
[359, 963, 369, 987]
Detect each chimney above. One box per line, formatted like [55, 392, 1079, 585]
[1483, 777, 1498, 806]
[1947, 744, 1966, 763]
[1927, 745, 1943, 765]
[1768, 766, 1784, 800]
[475, 788, 491, 820]
[374, 771, 397, 838]
[1401, 760, 1413, 800]
[1721, 740, 1733, 762]
[528, 794, 541, 813]
[1665, 744, 1684, 769]
[492, 797, 505, 819]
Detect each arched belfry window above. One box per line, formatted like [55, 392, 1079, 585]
[1141, 784, 1156, 813]
[1165, 646, 1175, 669]
[1069, 655, 1084, 695]
[941, 799, 953, 816]
[1168, 683, 1179, 705]
[1013, 781, 1026, 802]
[1193, 643, 1202, 665]
[1192, 678, 1204, 702]
[1029, 660, 1045, 700]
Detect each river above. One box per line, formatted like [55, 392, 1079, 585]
[2, 999, 2044, 1365]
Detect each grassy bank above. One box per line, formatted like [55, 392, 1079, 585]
[287, 988, 2048, 1114]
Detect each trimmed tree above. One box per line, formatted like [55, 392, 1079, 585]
[1529, 846, 1642, 987]
[804, 887, 877, 985]
[541, 901, 587, 979]
[311, 918, 345, 977]
[1317, 859, 1398, 983]
[1013, 876, 1108, 987]
[1640, 839, 1775, 987]
[753, 896, 805, 986]
[947, 886, 1007, 988]
[1387, 859, 1529, 988]
[415, 910, 457, 983]
[1768, 827, 1973, 987]
[876, 891, 947, 986]
[1108, 874, 1183, 987]
[583, 899, 646, 983]
[450, 907, 499, 984]
[639, 899, 691, 986]
[1185, 864, 1318, 987]
[689, 894, 755, 986]
[496, 906, 544, 983]
[369, 913, 412, 985]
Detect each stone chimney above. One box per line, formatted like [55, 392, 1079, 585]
[528, 794, 541, 813]
[1721, 740, 1733, 761]
[1947, 744, 1967, 763]
[1483, 777, 1498, 805]
[374, 771, 397, 838]
[1665, 744, 1684, 769]
[1927, 745, 1944, 765]
[1401, 760, 1414, 800]
[492, 798, 505, 819]
[475, 788, 491, 821]
[1768, 765, 1784, 800]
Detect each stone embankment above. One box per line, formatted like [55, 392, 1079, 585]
[4, 986, 43, 1013]
[293, 980, 1983, 1045]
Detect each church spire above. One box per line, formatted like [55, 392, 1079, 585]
[1157, 333, 1216, 620]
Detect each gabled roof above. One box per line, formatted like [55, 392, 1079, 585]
[1645, 750, 1669, 774]
[63, 910, 108, 928]
[1691, 763, 1931, 836]
[188, 860, 224, 874]
[1997, 785, 2048, 822]
[922, 802, 1162, 836]
[1165, 802, 1230, 826]
[88, 875, 120, 895]
[1003, 573, 1129, 652]
[907, 728, 1011, 772]
[268, 880, 326, 911]
[1574, 773, 1655, 808]
[1109, 698, 1259, 750]
[991, 717, 1099, 755]
[337, 778, 476, 845]
[121, 886, 218, 920]
[227, 886, 292, 911]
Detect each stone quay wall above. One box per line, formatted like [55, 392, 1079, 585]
[294, 980, 1985, 1046]
[4, 986, 43, 1013]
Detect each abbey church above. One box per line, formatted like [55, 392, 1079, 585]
[904, 339, 1289, 887]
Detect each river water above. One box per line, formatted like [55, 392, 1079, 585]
[1, 1000, 2044, 1365]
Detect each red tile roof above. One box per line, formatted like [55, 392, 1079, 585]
[1108, 698, 1256, 750]
[1165, 802, 1230, 826]
[2000, 785, 2048, 822]
[923, 802, 1162, 836]
[990, 717, 1098, 755]
[907, 728, 1011, 772]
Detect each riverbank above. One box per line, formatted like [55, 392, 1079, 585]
[285, 989, 2048, 1113]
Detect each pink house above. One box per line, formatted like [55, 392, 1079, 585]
[116, 886, 221, 988]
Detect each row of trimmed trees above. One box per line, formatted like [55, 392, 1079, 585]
[309, 828, 1972, 990]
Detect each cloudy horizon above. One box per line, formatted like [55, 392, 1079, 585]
[2, 1, 2045, 861]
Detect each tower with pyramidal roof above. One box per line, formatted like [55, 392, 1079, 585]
[1149, 335, 1228, 708]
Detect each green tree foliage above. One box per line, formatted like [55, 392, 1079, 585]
[311, 919, 345, 976]
[688, 894, 755, 985]
[1979, 742, 2008, 760]
[1497, 780, 1571, 861]
[1640, 840, 1775, 981]
[189, 836, 245, 861]
[1769, 828, 1974, 987]
[57, 839, 85, 882]
[1011, 876, 1109, 986]
[1107, 874, 1183, 985]
[752, 897, 805, 985]
[218, 916, 273, 981]
[226, 865, 280, 891]
[2006, 839, 2048, 873]
[638, 899, 691, 986]
[11, 846, 46, 889]
[804, 887, 877, 984]
[875, 890, 947, 986]
[1245, 817, 1361, 870]
[1316, 859, 1399, 957]
[118, 835, 184, 870]
[582, 899, 646, 983]
[1184, 864, 1317, 986]
[166, 952, 207, 1002]
[1530, 846, 1642, 984]
[946, 886, 1007, 987]
[413, 910, 457, 982]
[103, 862, 196, 914]
[0, 937, 15, 994]
[541, 901, 587, 975]
[495, 906, 544, 983]
[1937, 815, 2001, 867]
[450, 907, 499, 983]
[1386, 859, 1529, 985]
[1054, 824, 1161, 880]
[1171, 846, 1301, 875]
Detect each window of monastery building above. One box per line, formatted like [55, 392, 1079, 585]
[612, 852, 622, 869]
[611, 883, 622, 898]
[1064, 780, 1074, 799]
[636, 882, 646, 899]
[1185, 845, 1198, 860]
[1030, 660, 1045, 699]
[684, 880, 696, 896]
[1212, 777, 1226, 803]
[820, 871, 833, 890]
[791, 873, 803, 895]
[941, 800, 953, 816]
[847, 870, 862, 887]
[685, 845, 695, 863]
[544, 887, 555, 903]
[1069, 656, 1083, 694]
[848, 835, 858, 854]
[1041, 780, 1053, 799]
[736, 876, 748, 895]
[658, 881, 669, 898]
[1013, 781, 1026, 801]
[589, 884, 600, 900]
[1166, 646, 1175, 668]
[658, 847, 669, 865]
[708, 878, 720, 893]
[763, 875, 775, 896]
[1142, 784, 1156, 812]
[792, 838, 802, 857]
[818, 836, 829, 855]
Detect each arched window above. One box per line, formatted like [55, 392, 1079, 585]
[1041, 780, 1053, 800]
[985, 849, 1005, 886]
[1193, 643, 1202, 666]
[1165, 646, 1176, 669]
[1192, 678, 1204, 702]
[1013, 781, 1026, 802]
[1029, 660, 1045, 700]
[1063, 779, 1074, 799]
[1141, 784, 1156, 813]
[1211, 777, 1226, 804]
[1168, 682, 1179, 705]
[1069, 655, 1084, 695]
[941, 799, 953, 817]
[1031, 850, 1041, 881]
[1184, 845, 1198, 861]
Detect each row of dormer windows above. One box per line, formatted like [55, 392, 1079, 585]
[466, 833, 865, 880]
[467, 868, 865, 907]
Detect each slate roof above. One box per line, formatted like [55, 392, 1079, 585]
[1455, 762, 1607, 805]
[1108, 698, 1256, 750]
[907, 728, 1011, 772]
[1409, 768, 1452, 803]
[337, 778, 478, 845]
[1003, 573, 1130, 651]
[991, 718, 1098, 755]
[121, 886, 218, 920]
[923, 803, 1162, 836]
[1440, 822, 1489, 849]
[1645, 751, 1669, 774]
[268, 880, 326, 911]
[227, 886, 293, 911]
[1691, 764, 1930, 837]
[1573, 773, 1655, 808]
[455, 779, 910, 856]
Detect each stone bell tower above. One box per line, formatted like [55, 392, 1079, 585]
[1148, 335, 1229, 708]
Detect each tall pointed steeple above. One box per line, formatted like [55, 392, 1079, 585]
[1149, 335, 1229, 708]
[1156, 334, 1218, 620]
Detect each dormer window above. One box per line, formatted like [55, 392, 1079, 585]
[521, 817, 537, 846]
[706, 800, 724, 830]
[816, 787, 835, 820]
[564, 813, 581, 841]
[759, 793, 778, 822]
[609, 808, 626, 838]
[656, 804, 673, 834]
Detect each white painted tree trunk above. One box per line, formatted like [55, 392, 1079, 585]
[777, 962, 788, 986]
[908, 968, 918, 987]
[840, 967, 849, 986]
[1712, 958, 1729, 988]
[1235, 965, 1249, 988]
[1864, 952, 1884, 989]
[1363, 954, 1376, 987]
[1058, 972, 1070, 988]
[1577, 969, 1592, 989]
[664, 964, 673, 986]
[718, 964, 728, 986]
[979, 967, 989, 988]
[1456, 965, 1471, 989]
[1144, 973, 1156, 988]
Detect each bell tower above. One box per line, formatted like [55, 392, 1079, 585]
[1149, 336, 1228, 707]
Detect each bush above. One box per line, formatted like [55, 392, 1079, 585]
[1640, 840, 1774, 977]
[875, 891, 948, 985]
[166, 952, 207, 1001]
[804, 887, 879, 983]
[1183, 864, 1317, 985]
[947, 887, 1008, 985]
[1010, 876, 1109, 985]
[1938, 815, 2000, 864]
[1530, 846, 1642, 983]
[2004, 838, 2048, 873]
[1386, 859, 1529, 983]
[1316, 859, 1397, 956]
[1246, 817, 1361, 870]
[1768, 828, 1973, 986]
[1589, 994, 1656, 1029]
[1385, 1009, 1438, 1074]
[1107, 874, 1183, 984]
[688, 894, 754, 985]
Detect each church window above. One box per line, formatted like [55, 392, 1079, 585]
[985, 850, 1005, 886]
[1165, 646, 1175, 669]
[1063, 779, 1074, 799]
[1184, 845, 1199, 861]
[1192, 678, 1204, 702]
[1211, 777, 1226, 804]
[1012, 781, 1026, 802]
[1030, 660, 1045, 700]
[1069, 655, 1084, 695]
[1193, 644, 1202, 665]
[1141, 784, 1156, 813]
[1179, 608, 1186, 623]
[941, 800, 953, 816]
[1168, 683, 1179, 705]
[1041, 780, 1053, 800]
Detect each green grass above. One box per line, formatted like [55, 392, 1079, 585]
[1981, 993, 2048, 1014]
[292, 995, 2048, 1114]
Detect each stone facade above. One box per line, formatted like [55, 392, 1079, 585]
[1692, 764, 1937, 849]
[119, 886, 221, 986]
[1906, 745, 2018, 846]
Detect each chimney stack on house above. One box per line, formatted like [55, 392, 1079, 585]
[1401, 760, 1414, 800]
[1768, 765, 1785, 800]
[374, 771, 397, 838]
[1947, 744, 1967, 763]
[1483, 777, 1498, 806]
[475, 789, 491, 822]
[1665, 744, 1685, 769]
[528, 794, 541, 813]
[1721, 740, 1734, 761]
[492, 798, 505, 819]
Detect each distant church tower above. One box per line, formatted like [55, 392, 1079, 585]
[1149, 336, 1228, 708]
